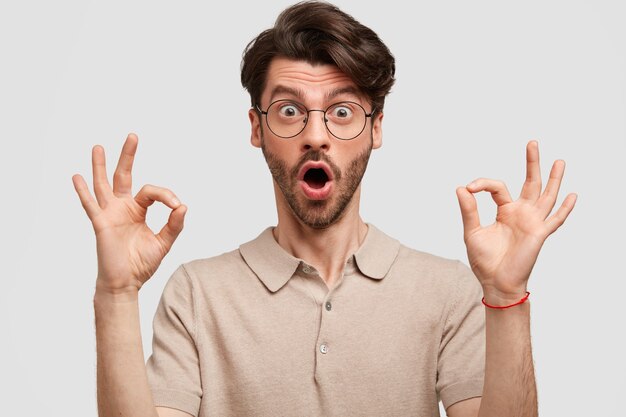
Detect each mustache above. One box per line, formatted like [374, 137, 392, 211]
[290, 150, 342, 181]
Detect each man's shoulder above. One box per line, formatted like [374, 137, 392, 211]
[382, 245, 480, 313]
[370, 225, 462, 271]
[375, 228, 476, 287]
[172, 228, 272, 288]
[397, 244, 465, 274]
[180, 248, 245, 277]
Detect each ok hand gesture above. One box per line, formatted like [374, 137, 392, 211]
[72, 133, 187, 297]
[456, 141, 577, 304]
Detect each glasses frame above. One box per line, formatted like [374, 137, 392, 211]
[255, 99, 376, 140]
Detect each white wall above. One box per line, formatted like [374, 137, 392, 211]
[1, 0, 624, 415]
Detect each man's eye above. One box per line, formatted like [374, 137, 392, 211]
[330, 106, 353, 118]
[278, 104, 303, 117]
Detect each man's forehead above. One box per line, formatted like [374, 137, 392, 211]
[267, 84, 363, 104]
[262, 57, 363, 103]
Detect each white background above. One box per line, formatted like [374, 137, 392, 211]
[1, 0, 624, 416]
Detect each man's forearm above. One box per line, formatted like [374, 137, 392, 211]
[94, 290, 160, 417]
[478, 301, 538, 417]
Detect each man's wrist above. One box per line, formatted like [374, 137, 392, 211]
[94, 286, 140, 304]
[481, 285, 529, 307]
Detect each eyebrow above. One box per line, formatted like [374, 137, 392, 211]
[269, 85, 307, 102]
[325, 86, 361, 102]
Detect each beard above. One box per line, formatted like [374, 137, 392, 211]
[261, 139, 372, 229]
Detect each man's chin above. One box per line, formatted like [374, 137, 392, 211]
[293, 201, 348, 229]
[298, 217, 336, 230]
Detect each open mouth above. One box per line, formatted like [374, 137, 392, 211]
[297, 161, 334, 200]
[303, 168, 329, 189]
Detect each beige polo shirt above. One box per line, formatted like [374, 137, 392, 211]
[146, 224, 485, 417]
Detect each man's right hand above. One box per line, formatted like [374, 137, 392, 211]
[72, 133, 187, 297]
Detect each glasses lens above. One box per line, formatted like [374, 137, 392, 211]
[325, 102, 367, 140]
[266, 100, 308, 138]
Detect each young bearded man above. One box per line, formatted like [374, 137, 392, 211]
[72, 2, 577, 416]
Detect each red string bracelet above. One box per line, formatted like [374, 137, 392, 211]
[482, 291, 530, 309]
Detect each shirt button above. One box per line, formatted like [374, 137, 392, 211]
[303, 265, 313, 274]
[320, 343, 329, 354]
[325, 301, 332, 311]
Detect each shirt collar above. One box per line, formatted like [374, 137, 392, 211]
[239, 224, 401, 293]
[353, 224, 401, 280]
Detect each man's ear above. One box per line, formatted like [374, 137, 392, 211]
[372, 111, 384, 149]
[249, 108, 262, 148]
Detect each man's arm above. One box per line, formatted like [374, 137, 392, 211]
[94, 290, 160, 417]
[73, 133, 188, 416]
[94, 290, 193, 417]
[479, 299, 536, 415]
[445, 302, 535, 417]
[452, 140, 576, 417]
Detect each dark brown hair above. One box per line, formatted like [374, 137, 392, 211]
[240, 0, 395, 115]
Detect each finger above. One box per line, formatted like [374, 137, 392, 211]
[519, 140, 542, 201]
[156, 204, 188, 253]
[134, 184, 181, 210]
[537, 159, 566, 216]
[545, 193, 577, 235]
[113, 133, 138, 197]
[456, 186, 481, 236]
[466, 178, 513, 207]
[72, 174, 102, 220]
[92, 145, 114, 206]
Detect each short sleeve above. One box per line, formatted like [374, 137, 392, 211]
[146, 264, 202, 417]
[436, 261, 485, 410]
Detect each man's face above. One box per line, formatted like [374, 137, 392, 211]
[248, 57, 383, 229]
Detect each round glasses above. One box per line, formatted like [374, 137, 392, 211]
[256, 99, 375, 140]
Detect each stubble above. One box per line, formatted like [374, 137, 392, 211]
[261, 142, 372, 229]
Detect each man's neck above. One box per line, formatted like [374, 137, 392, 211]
[273, 195, 368, 289]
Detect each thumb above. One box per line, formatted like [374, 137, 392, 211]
[156, 204, 188, 252]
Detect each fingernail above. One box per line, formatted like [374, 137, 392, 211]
[172, 198, 180, 206]
[467, 181, 476, 189]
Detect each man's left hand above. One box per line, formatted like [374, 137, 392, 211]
[455, 140, 577, 304]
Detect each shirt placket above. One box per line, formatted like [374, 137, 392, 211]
[299, 258, 356, 385]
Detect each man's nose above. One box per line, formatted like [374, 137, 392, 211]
[300, 110, 331, 152]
